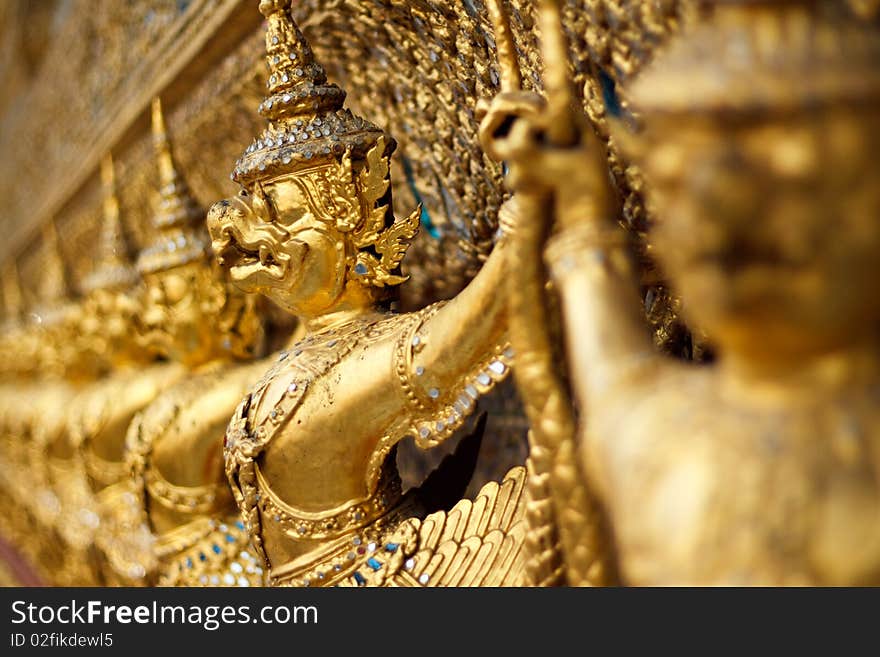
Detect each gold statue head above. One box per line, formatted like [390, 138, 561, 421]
[625, 0, 880, 364]
[28, 219, 92, 379]
[137, 98, 263, 366]
[77, 154, 145, 371]
[207, 0, 419, 319]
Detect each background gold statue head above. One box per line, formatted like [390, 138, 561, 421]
[623, 0, 880, 365]
[137, 98, 263, 366]
[76, 154, 147, 372]
[24, 219, 99, 381]
[208, 0, 419, 320]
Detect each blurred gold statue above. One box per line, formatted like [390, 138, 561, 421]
[11, 222, 88, 579]
[0, 255, 73, 581]
[93, 98, 264, 585]
[45, 155, 144, 584]
[208, 0, 524, 587]
[495, 0, 880, 585]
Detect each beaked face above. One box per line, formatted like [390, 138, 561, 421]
[207, 170, 347, 316]
[80, 288, 141, 366]
[641, 110, 880, 360]
[138, 263, 221, 362]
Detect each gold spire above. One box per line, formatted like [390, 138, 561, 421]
[82, 154, 139, 293]
[38, 219, 69, 305]
[231, 0, 387, 186]
[2, 261, 23, 322]
[136, 97, 208, 275]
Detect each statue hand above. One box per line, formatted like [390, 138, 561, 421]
[477, 91, 546, 163]
[495, 195, 522, 241]
[491, 109, 618, 230]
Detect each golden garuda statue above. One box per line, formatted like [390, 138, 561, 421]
[46, 154, 143, 585]
[496, 0, 880, 585]
[94, 97, 267, 585]
[207, 0, 525, 587]
[2, 0, 879, 590]
[6, 221, 89, 582]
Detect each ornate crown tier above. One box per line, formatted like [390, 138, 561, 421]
[136, 98, 209, 275]
[231, 0, 386, 186]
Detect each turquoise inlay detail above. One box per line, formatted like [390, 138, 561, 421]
[402, 156, 440, 239]
[420, 206, 437, 238]
[600, 70, 622, 118]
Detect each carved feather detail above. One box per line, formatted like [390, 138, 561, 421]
[351, 136, 420, 286]
[392, 466, 528, 587]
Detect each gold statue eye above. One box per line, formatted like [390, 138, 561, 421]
[147, 284, 164, 304]
[160, 274, 188, 305]
[252, 181, 280, 222]
[769, 133, 817, 179]
[646, 142, 686, 183]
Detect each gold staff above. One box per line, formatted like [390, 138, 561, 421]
[483, 0, 612, 586]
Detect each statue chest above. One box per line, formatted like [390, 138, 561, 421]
[599, 387, 880, 585]
[223, 315, 409, 573]
[228, 314, 402, 456]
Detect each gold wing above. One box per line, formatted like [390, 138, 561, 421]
[357, 135, 392, 244]
[392, 466, 528, 587]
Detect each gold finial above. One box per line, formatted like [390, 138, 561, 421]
[150, 97, 201, 231]
[257, 0, 343, 120]
[38, 219, 69, 305]
[232, 0, 388, 186]
[629, 0, 880, 116]
[136, 97, 208, 275]
[2, 261, 23, 322]
[81, 154, 138, 293]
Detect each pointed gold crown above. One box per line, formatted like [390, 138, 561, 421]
[82, 155, 139, 293]
[2, 261, 23, 322]
[137, 97, 209, 275]
[231, 0, 388, 185]
[630, 0, 880, 116]
[231, 0, 419, 288]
